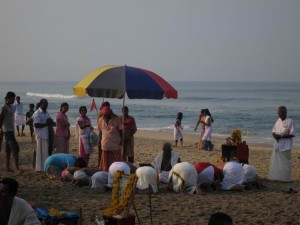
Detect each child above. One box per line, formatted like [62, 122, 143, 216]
[174, 112, 183, 148]
[25, 103, 35, 143]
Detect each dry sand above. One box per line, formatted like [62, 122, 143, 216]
[1, 129, 300, 225]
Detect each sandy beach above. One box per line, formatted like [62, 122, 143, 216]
[1, 129, 300, 225]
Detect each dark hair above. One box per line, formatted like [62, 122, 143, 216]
[74, 157, 87, 168]
[60, 102, 69, 111]
[36, 102, 41, 110]
[208, 212, 233, 225]
[0, 177, 19, 196]
[162, 142, 172, 151]
[100, 101, 111, 110]
[122, 106, 129, 112]
[29, 103, 35, 108]
[39, 98, 48, 105]
[79, 106, 87, 113]
[204, 108, 214, 123]
[103, 101, 110, 107]
[5, 91, 16, 100]
[177, 112, 183, 120]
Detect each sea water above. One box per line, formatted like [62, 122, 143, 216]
[0, 81, 299, 147]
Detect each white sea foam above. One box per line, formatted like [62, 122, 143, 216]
[26, 92, 75, 99]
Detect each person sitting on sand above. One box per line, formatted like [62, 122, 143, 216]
[0, 177, 41, 225]
[194, 162, 223, 191]
[151, 142, 181, 183]
[168, 162, 199, 195]
[44, 153, 86, 179]
[135, 166, 159, 194]
[221, 161, 246, 191]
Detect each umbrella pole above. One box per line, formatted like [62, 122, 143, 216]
[122, 95, 127, 162]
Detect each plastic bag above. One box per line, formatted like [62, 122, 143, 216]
[89, 129, 99, 148]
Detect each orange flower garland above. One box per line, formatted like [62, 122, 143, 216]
[103, 170, 136, 217]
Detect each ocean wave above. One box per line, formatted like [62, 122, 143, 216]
[26, 92, 76, 99]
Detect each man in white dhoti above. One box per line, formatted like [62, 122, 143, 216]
[168, 162, 198, 194]
[136, 166, 158, 193]
[151, 142, 180, 183]
[0, 177, 41, 225]
[107, 161, 133, 188]
[268, 106, 295, 182]
[222, 161, 246, 191]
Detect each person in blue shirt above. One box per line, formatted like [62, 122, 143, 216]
[44, 153, 86, 179]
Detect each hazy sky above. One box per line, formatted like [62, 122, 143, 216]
[1, 0, 299, 82]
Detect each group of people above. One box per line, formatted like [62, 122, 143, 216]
[0, 90, 296, 225]
[0, 91, 138, 177]
[43, 141, 263, 196]
[174, 108, 214, 151]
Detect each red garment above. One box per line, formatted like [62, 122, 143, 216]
[195, 162, 212, 173]
[195, 162, 223, 179]
[100, 149, 122, 171]
[120, 115, 137, 131]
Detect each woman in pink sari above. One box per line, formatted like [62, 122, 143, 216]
[55, 102, 70, 153]
[76, 106, 92, 166]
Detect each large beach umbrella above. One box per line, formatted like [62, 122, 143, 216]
[73, 65, 178, 167]
[73, 65, 178, 99]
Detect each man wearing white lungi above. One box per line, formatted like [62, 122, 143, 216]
[32, 99, 55, 172]
[107, 161, 131, 187]
[268, 106, 295, 182]
[222, 161, 246, 191]
[168, 162, 198, 194]
[136, 166, 158, 193]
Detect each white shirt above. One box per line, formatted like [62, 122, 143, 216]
[8, 197, 41, 225]
[14, 102, 24, 114]
[272, 117, 295, 152]
[32, 108, 50, 139]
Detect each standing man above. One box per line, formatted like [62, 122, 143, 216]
[0, 92, 20, 173]
[14, 96, 26, 137]
[32, 98, 55, 173]
[268, 106, 295, 182]
[98, 103, 122, 171]
[120, 106, 137, 163]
